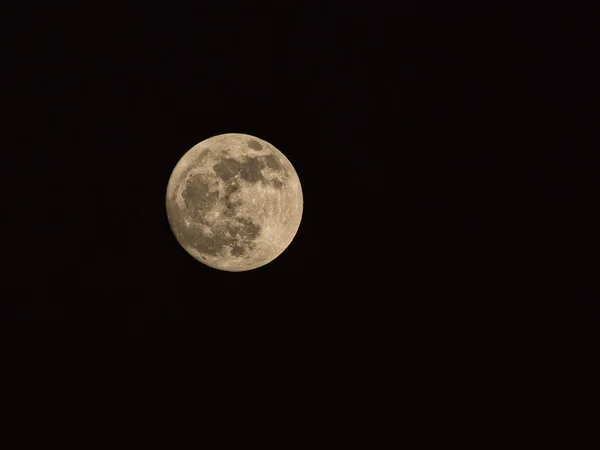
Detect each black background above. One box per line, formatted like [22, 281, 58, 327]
[6, 3, 414, 339]
[4, 2, 598, 436]
[6, 4, 595, 333]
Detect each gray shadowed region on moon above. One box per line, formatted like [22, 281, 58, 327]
[165, 133, 303, 272]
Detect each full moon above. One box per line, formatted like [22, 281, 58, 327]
[165, 133, 303, 271]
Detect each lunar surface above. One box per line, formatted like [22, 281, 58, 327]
[166, 133, 303, 271]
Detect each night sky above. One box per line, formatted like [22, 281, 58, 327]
[6, 4, 596, 425]
[7, 3, 414, 337]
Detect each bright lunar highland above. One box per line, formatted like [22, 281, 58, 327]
[166, 133, 303, 271]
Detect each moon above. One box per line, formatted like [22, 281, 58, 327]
[165, 133, 303, 271]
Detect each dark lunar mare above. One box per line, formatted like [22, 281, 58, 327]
[181, 173, 219, 221]
[247, 139, 263, 151]
[213, 153, 285, 189]
[262, 154, 281, 171]
[212, 157, 242, 182]
[213, 156, 266, 184]
[239, 157, 264, 183]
